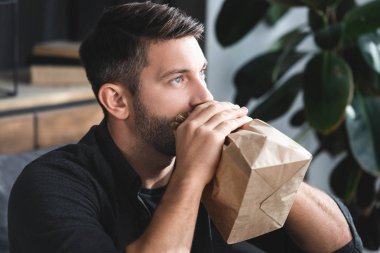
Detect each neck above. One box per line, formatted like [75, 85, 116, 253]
[107, 119, 175, 189]
[134, 157, 175, 189]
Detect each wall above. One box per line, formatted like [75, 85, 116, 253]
[0, 0, 205, 70]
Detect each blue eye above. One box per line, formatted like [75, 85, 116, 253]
[170, 76, 184, 86]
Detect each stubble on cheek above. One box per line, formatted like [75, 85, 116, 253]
[133, 96, 178, 156]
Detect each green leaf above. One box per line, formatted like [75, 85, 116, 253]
[308, 8, 324, 32]
[234, 50, 303, 106]
[316, 125, 348, 156]
[297, 0, 342, 11]
[265, 3, 290, 26]
[251, 73, 302, 121]
[234, 51, 281, 105]
[290, 108, 306, 126]
[308, 0, 355, 33]
[343, 0, 380, 41]
[270, 28, 309, 51]
[355, 207, 380, 250]
[336, 0, 356, 21]
[344, 46, 380, 95]
[358, 31, 380, 75]
[330, 154, 361, 203]
[352, 175, 380, 251]
[271, 29, 309, 81]
[301, 0, 328, 10]
[343, 47, 380, 95]
[346, 92, 380, 176]
[268, 0, 304, 6]
[314, 23, 343, 50]
[356, 66, 380, 96]
[303, 53, 354, 134]
[215, 0, 269, 47]
[356, 171, 376, 209]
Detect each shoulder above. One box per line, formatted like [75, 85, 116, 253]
[7, 122, 124, 252]
[16, 143, 100, 188]
[8, 140, 114, 220]
[9, 144, 92, 201]
[8, 142, 114, 237]
[7, 143, 118, 252]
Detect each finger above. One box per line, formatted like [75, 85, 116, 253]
[172, 101, 217, 130]
[186, 102, 240, 127]
[204, 106, 248, 129]
[214, 116, 252, 137]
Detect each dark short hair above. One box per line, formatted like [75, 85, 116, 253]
[79, 1, 204, 111]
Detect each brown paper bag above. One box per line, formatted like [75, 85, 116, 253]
[202, 119, 311, 244]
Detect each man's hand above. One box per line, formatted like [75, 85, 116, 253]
[126, 101, 251, 253]
[174, 101, 252, 188]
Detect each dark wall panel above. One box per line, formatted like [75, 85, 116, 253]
[0, 0, 205, 69]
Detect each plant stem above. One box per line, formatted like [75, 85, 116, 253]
[301, 0, 322, 15]
[352, 169, 363, 204]
[294, 125, 312, 144]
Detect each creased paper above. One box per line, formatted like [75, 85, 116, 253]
[202, 119, 311, 244]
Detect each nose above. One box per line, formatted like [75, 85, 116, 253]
[190, 79, 214, 107]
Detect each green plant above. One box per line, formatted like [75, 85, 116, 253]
[215, 0, 380, 249]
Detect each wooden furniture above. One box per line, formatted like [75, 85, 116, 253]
[0, 82, 103, 154]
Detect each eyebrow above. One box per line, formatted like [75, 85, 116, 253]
[159, 61, 208, 80]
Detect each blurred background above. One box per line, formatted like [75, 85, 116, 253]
[0, 0, 379, 252]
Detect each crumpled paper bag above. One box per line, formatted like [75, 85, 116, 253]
[202, 119, 311, 244]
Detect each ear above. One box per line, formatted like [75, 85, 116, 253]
[98, 83, 130, 120]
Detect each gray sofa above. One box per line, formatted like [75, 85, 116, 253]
[0, 149, 52, 253]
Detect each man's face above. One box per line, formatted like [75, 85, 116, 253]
[131, 36, 213, 156]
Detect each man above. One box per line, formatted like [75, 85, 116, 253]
[8, 2, 362, 253]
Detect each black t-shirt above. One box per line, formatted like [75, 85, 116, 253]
[8, 120, 363, 253]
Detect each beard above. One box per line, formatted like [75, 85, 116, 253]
[133, 95, 176, 156]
